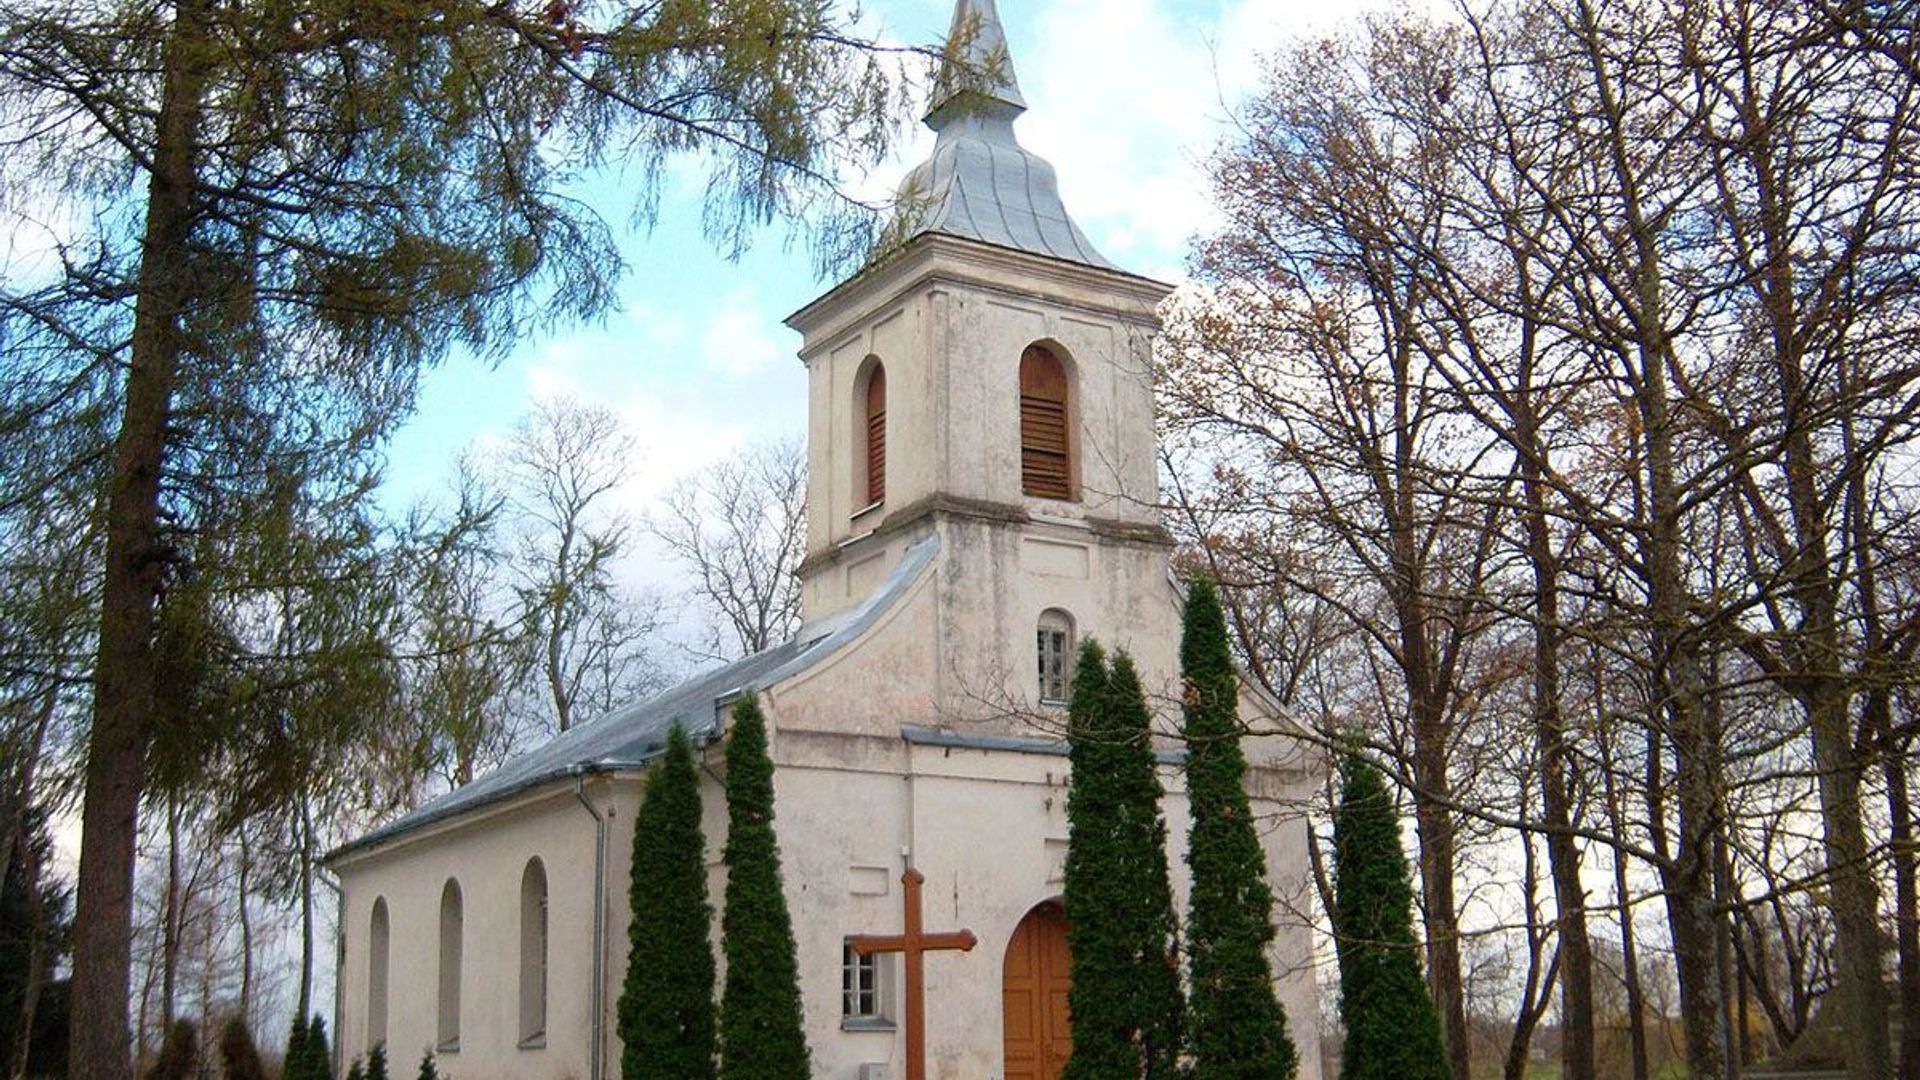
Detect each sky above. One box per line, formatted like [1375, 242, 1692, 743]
[381, 0, 1397, 528]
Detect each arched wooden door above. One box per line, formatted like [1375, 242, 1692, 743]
[1002, 901, 1071, 1080]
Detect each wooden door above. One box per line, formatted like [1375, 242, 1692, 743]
[1002, 902, 1072, 1080]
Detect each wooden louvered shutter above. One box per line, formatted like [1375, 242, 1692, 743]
[865, 366, 886, 505]
[1020, 347, 1072, 500]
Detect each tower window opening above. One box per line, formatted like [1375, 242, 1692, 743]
[863, 362, 887, 507]
[1020, 346, 1074, 500]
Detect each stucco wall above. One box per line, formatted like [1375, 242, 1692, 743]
[335, 778, 637, 1080]
[794, 239, 1169, 627]
[763, 542, 1327, 1080]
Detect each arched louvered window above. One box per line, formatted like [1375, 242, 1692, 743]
[863, 362, 887, 506]
[1020, 346, 1073, 500]
[438, 879, 463, 1052]
[368, 898, 389, 1050]
[520, 859, 549, 1045]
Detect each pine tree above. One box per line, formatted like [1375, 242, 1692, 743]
[1180, 578, 1298, 1080]
[365, 1045, 390, 1080]
[718, 695, 810, 1080]
[283, 1016, 312, 1080]
[282, 1014, 334, 1080]
[217, 1016, 268, 1080]
[305, 1015, 334, 1080]
[619, 724, 717, 1080]
[1061, 643, 1185, 1080]
[415, 1052, 439, 1080]
[143, 1020, 197, 1080]
[1108, 652, 1187, 1079]
[345, 1062, 366, 1080]
[1332, 752, 1448, 1080]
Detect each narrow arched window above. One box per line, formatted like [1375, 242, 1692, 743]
[519, 859, 549, 1046]
[1020, 346, 1073, 500]
[862, 362, 887, 506]
[438, 879, 463, 1052]
[368, 898, 390, 1050]
[1037, 609, 1075, 704]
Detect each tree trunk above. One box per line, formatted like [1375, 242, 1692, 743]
[161, 795, 180, 1030]
[238, 827, 255, 1028]
[1617, 864, 1651, 1080]
[8, 813, 47, 1080]
[1503, 833, 1559, 1080]
[1565, 1, 1728, 1068]
[1411, 740, 1471, 1080]
[1636, 291, 1728, 1080]
[1746, 77, 1894, 1074]
[70, 4, 207, 1074]
[1716, 834, 1741, 1079]
[1807, 687, 1895, 1080]
[298, 798, 315, 1024]
[1600, 731, 1652, 1080]
[1516, 379, 1596, 1080]
[0, 692, 56, 939]
[1385, 309, 1471, 1080]
[1887, 735, 1920, 1080]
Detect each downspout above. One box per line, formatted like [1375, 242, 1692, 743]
[572, 769, 609, 1080]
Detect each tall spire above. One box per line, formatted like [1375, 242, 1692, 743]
[890, 0, 1118, 271]
[928, 0, 1026, 125]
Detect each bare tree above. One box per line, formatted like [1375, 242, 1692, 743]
[1164, 4, 1920, 1079]
[649, 439, 806, 661]
[505, 397, 666, 733]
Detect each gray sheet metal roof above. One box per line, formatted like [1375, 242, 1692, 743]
[893, 0, 1117, 272]
[333, 536, 941, 860]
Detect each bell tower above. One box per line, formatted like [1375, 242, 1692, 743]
[787, 0, 1176, 716]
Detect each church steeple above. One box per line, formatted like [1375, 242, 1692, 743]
[927, 0, 1027, 125]
[893, 0, 1115, 271]
[788, 0, 1173, 627]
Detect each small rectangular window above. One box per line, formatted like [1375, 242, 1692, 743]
[842, 943, 892, 1027]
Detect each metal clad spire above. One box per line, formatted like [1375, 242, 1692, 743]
[893, 0, 1119, 271]
[929, 0, 1027, 121]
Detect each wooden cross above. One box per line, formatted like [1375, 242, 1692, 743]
[847, 867, 978, 1080]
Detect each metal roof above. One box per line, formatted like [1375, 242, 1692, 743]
[928, 0, 1026, 119]
[892, 0, 1118, 272]
[332, 536, 941, 860]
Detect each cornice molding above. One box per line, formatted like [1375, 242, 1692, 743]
[786, 233, 1175, 354]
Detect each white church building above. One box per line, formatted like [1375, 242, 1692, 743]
[327, 3, 1325, 1077]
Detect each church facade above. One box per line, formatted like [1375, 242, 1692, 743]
[326, 4, 1325, 1078]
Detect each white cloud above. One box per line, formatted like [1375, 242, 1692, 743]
[1000, 0, 1402, 280]
[514, 286, 805, 513]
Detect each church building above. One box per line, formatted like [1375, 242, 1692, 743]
[327, 3, 1325, 1077]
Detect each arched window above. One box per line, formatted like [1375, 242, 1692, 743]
[519, 859, 549, 1046]
[861, 361, 887, 507]
[1037, 609, 1075, 704]
[1019, 346, 1074, 500]
[438, 879, 463, 1052]
[368, 898, 390, 1050]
